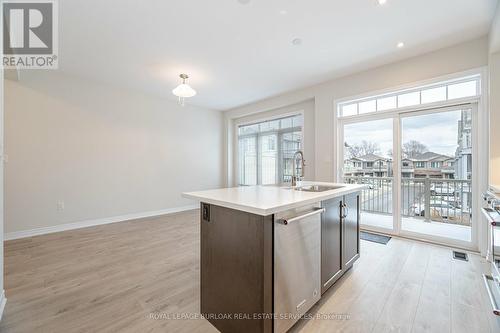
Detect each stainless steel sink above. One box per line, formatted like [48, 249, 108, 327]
[294, 185, 344, 192]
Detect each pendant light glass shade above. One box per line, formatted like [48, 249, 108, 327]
[172, 74, 196, 106]
[172, 83, 197, 98]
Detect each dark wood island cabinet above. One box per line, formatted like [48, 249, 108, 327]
[321, 193, 360, 294]
[183, 184, 364, 333]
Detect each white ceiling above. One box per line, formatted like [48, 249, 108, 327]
[58, 0, 498, 110]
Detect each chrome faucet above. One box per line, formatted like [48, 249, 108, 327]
[291, 150, 305, 187]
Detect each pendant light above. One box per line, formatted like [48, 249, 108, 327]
[172, 74, 196, 106]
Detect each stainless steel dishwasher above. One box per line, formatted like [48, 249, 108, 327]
[274, 203, 323, 333]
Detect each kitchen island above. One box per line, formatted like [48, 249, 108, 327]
[183, 182, 365, 333]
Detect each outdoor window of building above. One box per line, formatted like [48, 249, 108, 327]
[238, 114, 303, 185]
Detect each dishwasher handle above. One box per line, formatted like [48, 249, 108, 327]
[280, 208, 325, 225]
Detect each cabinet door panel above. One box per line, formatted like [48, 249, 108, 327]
[321, 197, 342, 294]
[342, 193, 360, 269]
[201, 204, 273, 333]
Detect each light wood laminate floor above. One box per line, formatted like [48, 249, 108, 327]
[2, 210, 500, 332]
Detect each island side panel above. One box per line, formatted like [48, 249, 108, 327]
[200, 203, 273, 333]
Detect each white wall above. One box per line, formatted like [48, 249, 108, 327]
[490, 4, 500, 186]
[490, 2, 500, 54]
[490, 52, 500, 186]
[5, 72, 223, 235]
[225, 37, 489, 182]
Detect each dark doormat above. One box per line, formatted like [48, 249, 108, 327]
[360, 231, 391, 245]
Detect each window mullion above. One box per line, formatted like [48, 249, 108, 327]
[256, 134, 261, 185]
[277, 133, 283, 184]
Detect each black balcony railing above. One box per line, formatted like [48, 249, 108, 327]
[344, 176, 472, 226]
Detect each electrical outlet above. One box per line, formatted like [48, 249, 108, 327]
[57, 201, 65, 211]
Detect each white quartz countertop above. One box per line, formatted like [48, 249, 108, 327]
[182, 182, 366, 216]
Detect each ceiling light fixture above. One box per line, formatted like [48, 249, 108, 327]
[172, 74, 196, 106]
[397, 41, 405, 48]
[292, 38, 302, 46]
[377, 0, 387, 5]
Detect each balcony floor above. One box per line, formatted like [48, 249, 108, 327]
[362, 212, 471, 242]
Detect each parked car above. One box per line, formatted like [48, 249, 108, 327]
[430, 184, 455, 196]
[411, 202, 465, 219]
[429, 195, 461, 208]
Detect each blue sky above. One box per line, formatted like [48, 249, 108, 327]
[344, 110, 464, 158]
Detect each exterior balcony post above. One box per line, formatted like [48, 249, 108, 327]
[424, 176, 431, 222]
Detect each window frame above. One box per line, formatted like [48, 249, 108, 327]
[337, 73, 481, 119]
[235, 113, 304, 186]
[430, 161, 441, 168]
[332, 67, 488, 253]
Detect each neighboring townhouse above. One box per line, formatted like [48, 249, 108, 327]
[344, 153, 392, 177]
[345, 152, 455, 179]
[408, 152, 456, 179]
[455, 109, 473, 180]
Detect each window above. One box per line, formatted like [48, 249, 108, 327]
[398, 91, 420, 108]
[448, 81, 477, 99]
[238, 114, 303, 185]
[377, 96, 397, 111]
[430, 161, 441, 168]
[238, 136, 257, 185]
[466, 134, 471, 148]
[358, 100, 376, 114]
[403, 161, 410, 167]
[337, 75, 480, 117]
[342, 103, 357, 116]
[366, 162, 374, 167]
[415, 161, 425, 168]
[421, 86, 446, 104]
[259, 134, 278, 185]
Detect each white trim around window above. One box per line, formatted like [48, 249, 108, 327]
[335, 67, 484, 116]
[233, 111, 306, 186]
[333, 67, 487, 181]
[333, 67, 489, 252]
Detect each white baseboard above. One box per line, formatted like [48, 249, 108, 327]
[4, 205, 199, 241]
[0, 290, 6, 321]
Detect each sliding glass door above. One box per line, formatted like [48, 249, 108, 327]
[340, 104, 476, 246]
[399, 106, 473, 242]
[342, 118, 395, 232]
